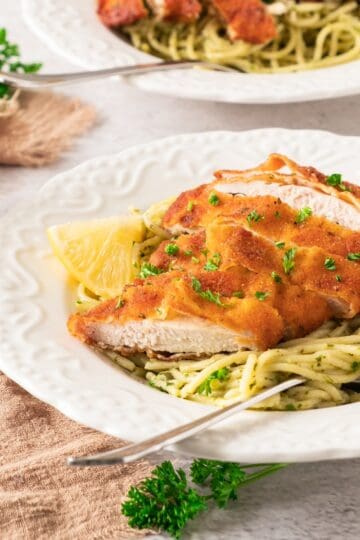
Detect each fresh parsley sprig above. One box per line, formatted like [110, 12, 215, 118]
[122, 459, 286, 539]
[0, 28, 42, 99]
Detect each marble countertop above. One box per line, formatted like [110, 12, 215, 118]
[1, 2, 360, 538]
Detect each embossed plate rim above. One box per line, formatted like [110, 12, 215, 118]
[21, 0, 360, 104]
[1, 128, 360, 463]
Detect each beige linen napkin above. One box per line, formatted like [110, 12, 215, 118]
[0, 372, 152, 539]
[0, 90, 96, 167]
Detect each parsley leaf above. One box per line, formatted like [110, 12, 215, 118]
[324, 258, 336, 271]
[275, 241, 285, 249]
[271, 271, 282, 283]
[139, 263, 163, 279]
[336, 274, 342, 282]
[204, 253, 221, 272]
[187, 201, 194, 212]
[233, 290, 245, 298]
[247, 210, 264, 226]
[191, 460, 286, 509]
[197, 368, 230, 396]
[165, 243, 179, 256]
[255, 291, 269, 301]
[347, 252, 360, 261]
[208, 192, 220, 206]
[295, 207, 312, 223]
[282, 247, 297, 274]
[122, 461, 207, 539]
[326, 173, 349, 192]
[191, 277, 226, 307]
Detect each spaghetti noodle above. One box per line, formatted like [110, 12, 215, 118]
[122, 1, 360, 73]
[108, 317, 360, 410]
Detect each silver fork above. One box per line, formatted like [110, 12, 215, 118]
[68, 377, 304, 466]
[0, 60, 236, 90]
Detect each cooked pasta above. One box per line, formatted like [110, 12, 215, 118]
[122, 1, 360, 73]
[108, 317, 360, 410]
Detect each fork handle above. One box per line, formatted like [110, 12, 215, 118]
[1, 61, 233, 89]
[67, 377, 303, 466]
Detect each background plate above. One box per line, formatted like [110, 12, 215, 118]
[22, 0, 360, 104]
[1, 129, 360, 463]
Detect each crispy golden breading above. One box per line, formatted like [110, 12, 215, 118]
[97, 0, 147, 27]
[147, 0, 202, 22]
[211, 0, 277, 43]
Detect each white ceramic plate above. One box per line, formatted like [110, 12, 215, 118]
[22, 0, 360, 104]
[1, 128, 360, 463]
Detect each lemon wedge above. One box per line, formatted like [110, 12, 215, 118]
[47, 215, 145, 298]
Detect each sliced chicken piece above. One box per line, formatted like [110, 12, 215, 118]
[208, 221, 360, 318]
[147, 0, 202, 22]
[162, 156, 360, 233]
[215, 153, 360, 212]
[69, 271, 285, 354]
[97, 0, 148, 27]
[211, 0, 277, 43]
[78, 317, 241, 357]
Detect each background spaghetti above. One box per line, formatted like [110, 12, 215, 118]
[122, 1, 360, 73]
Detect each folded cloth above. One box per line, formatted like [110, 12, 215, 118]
[0, 90, 96, 167]
[0, 372, 151, 539]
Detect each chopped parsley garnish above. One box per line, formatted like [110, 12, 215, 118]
[275, 241, 285, 249]
[191, 277, 226, 306]
[191, 277, 202, 292]
[233, 290, 245, 299]
[282, 247, 297, 274]
[197, 367, 230, 396]
[165, 243, 179, 256]
[351, 361, 360, 371]
[122, 459, 286, 539]
[139, 262, 163, 279]
[191, 256, 200, 264]
[201, 248, 209, 256]
[184, 249, 193, 256]
[247, 210, 264, 226]
[326, 173, 349, 192]
[208, 192, 220, 206]
[271, 271, 282, 283]
[324, 258, 336, 271]
[255, 291, 269, 301]
[285, 403, 296, 411]
[187, 201, 194, 212]
[274, 211, 281, 219]
[336, 274, 342, 282]
[295, 207, 312, 224]
[347, 252, 360, 261]
[204, 253, 221, 272]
